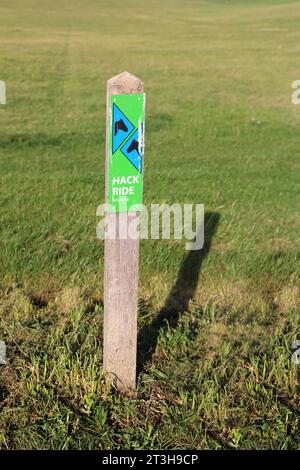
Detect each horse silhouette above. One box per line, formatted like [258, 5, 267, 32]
[127, 139, 139, 154]
[114, 118, 128, 136]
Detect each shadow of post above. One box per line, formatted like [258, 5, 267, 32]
[137, 211, 220, 375]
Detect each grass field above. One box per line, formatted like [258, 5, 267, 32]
[0, 0, 299, 450]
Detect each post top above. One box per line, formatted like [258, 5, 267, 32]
[107, 71, 144, 95]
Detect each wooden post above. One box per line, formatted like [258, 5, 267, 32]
[104, 71, 144, 391]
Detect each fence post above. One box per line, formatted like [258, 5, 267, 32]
[104, 71, 145, 391]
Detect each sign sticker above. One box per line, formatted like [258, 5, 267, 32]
[109, 93, 145, 212]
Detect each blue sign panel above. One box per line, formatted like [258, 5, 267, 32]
[112, 103, 135, 153]
[120, 129, 142, 173]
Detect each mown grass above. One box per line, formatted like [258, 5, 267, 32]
[0, 0, 299, 449]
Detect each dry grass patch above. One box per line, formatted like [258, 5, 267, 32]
[194, 279, 268, 316]
[53, 287, 83, 314]
[274, 286, 299, 314]
[0, 289, 33, 322]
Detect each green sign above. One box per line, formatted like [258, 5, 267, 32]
[108, 93, 145, 212]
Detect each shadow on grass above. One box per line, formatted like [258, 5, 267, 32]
[137, 211, 220, 376]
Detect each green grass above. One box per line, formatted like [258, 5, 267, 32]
[0, 0, 299, 450]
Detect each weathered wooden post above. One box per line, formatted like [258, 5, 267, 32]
[104, 71, 145, 391]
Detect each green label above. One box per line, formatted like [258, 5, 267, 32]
[108, 93, 145, 212]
